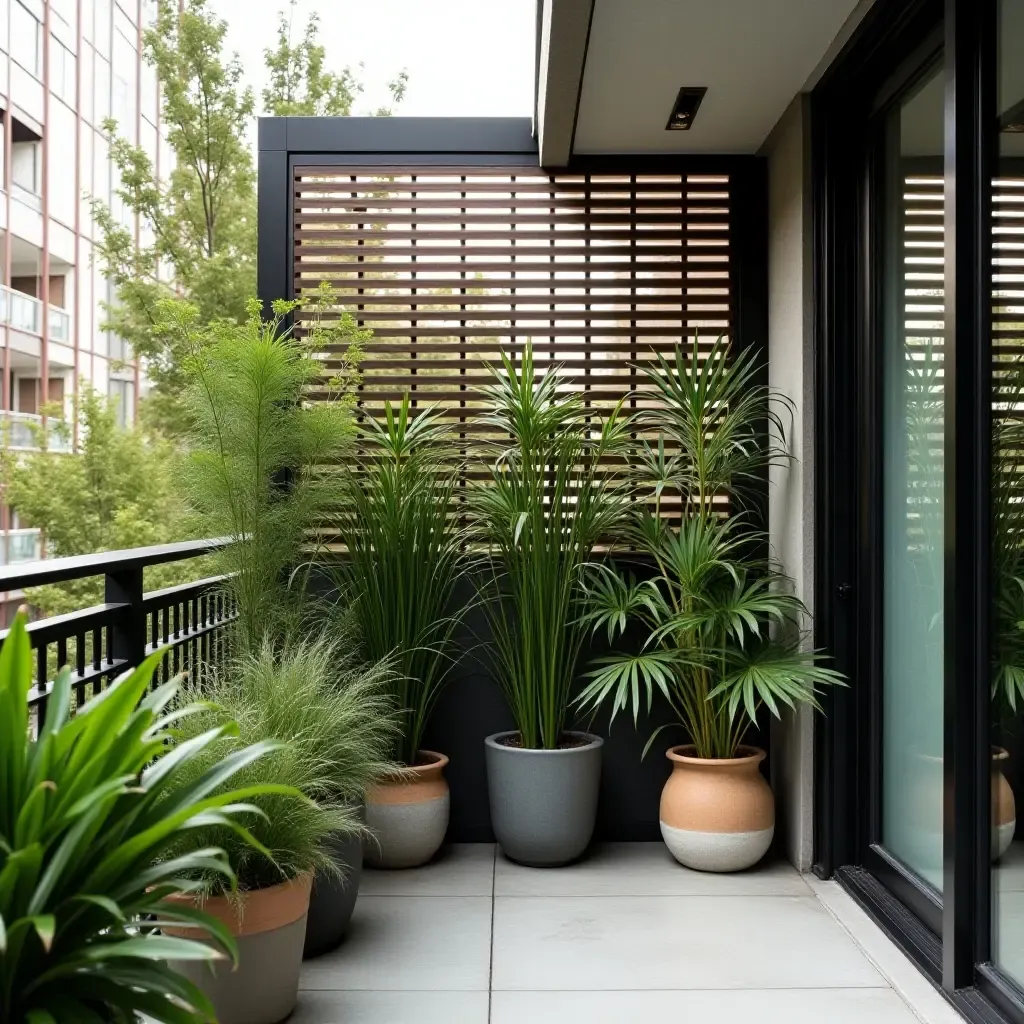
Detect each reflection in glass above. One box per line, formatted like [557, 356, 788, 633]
[992, 0, 1024, 987]
[881, 64, 946, 890]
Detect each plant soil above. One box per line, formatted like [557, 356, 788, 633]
[497, 733, 593, 750]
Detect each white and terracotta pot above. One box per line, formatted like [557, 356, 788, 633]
[164, 873, 312, 1024]
[660, 745, 774, 872]
[365, 750, 450, 869]
[993, 747, 1016, 861]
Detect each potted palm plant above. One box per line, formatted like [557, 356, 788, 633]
[333, 395, 465, 868]
[0, 613, 295, 1024]
[578, 338, 843, 872]
[990, 359, 1024, 859]
[469, 344, 630, 866]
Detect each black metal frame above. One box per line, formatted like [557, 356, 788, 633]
[256, 114, 769, 366]
[0, 539, 236, 720]
[813, 0, 1022, 1019]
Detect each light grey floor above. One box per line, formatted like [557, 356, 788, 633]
[293, 842, 964, 1024]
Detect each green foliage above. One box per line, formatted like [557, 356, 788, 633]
[332, 395, 465, 765]
[577, 338, 844, 759]
[263, 0, 408, 116]
[0, 612, 297, 1023]
[468, 344, 631, 750]
[0, 388, 193, 618]
[168, 634, 396, 894]
[993, 357, 1024, 714]
[93, 0, 257, 438]
[160, 291, 365, 654]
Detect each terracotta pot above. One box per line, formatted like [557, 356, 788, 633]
[365, 750, 450, 869]
[163, 873, 312, 1024]
[993, 747, 1017, 861]
[660, 745, 774, 872]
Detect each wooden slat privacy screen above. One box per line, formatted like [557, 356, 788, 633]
[292, 165, 733, 512]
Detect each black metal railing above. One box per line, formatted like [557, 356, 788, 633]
[0, 538, 235, 722]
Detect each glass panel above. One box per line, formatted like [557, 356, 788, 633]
[881, 64, 946, 890]
[992, 0, 1024, 986]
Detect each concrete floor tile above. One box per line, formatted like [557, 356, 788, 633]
[290, 990, 489, 1023]
[300, 896, 492, 992]
[360, 843, 495, 897]
[496, 842, 811, 897]
[491, 988, 924, 1024]
[492, 894, 884, 991]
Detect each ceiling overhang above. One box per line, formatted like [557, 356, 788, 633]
[535, 0, 876, 163]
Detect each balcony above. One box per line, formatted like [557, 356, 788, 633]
[0, 409, 73, 452]
[0, 527, 41, 566]
[0, 538, 956, 1024]
[0, 284, 70, 342]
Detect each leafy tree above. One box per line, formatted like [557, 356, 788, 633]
[0, 389, 192, 617]
[93, 0, 257, 438]
[94, 0, 407, 439]
[263, 0, 408, 116]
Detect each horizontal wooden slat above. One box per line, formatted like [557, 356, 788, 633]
[294, 164, 734, 522]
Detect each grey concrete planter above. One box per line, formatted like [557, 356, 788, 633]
[166, 874, 311, 1024]
[303, 829, 363, 959]
[485, 730, 603, 866]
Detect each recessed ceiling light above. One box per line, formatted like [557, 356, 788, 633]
[666, 87, 707, 131]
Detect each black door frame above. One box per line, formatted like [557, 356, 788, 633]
[813, 0, 1020, 1019]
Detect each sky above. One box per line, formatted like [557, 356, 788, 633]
[208, 0, 537, 119]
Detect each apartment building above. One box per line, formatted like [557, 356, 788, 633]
[0, 0, 160, 570]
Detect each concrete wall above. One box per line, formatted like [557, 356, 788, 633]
[761, 95, 816, 871]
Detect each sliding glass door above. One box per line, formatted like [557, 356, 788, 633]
[878, 63, 947, 894]
[991, 0, 1024, 992]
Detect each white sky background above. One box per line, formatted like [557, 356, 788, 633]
[208, 0, 537, 119]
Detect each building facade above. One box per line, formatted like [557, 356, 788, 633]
[0, 0, 159, 571]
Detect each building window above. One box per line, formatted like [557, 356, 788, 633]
[50, 37, 77, 106]
[109, 378, 135, 427]
[11, 141, 41, 196]
[51, 0, 74, 28]
[11, 2, 42, 78]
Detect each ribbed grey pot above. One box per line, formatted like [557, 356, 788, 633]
[303, 830, 363, 959]
[485, 730, 604, 867]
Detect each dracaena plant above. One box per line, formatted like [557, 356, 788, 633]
[468, 344, 631, 750]
[577, 337, 844, 759]
[331, 395, 465, 766]
[0, 612, 299, 1024]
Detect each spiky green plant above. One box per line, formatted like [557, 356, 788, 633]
[331, 395, 465, 766]
[577, 337, 844, 759]
[468, 344, 632, 750]
[158, 285, 368, 654]
[168, 633, 397, 893]
[0, 612, 300, 1024]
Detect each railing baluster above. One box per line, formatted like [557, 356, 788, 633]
[7, 541, 234, 720]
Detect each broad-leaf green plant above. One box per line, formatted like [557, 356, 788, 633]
[332, 395, 464, 766]
[468, 343, 631, 750]
[577, 337, 844, 759]
[0, 612, 298, 1024]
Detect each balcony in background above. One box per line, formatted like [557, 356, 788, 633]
[0, 528, 42, 567]
[0, 410, 73, 453]
[0, 285, 70, 342]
